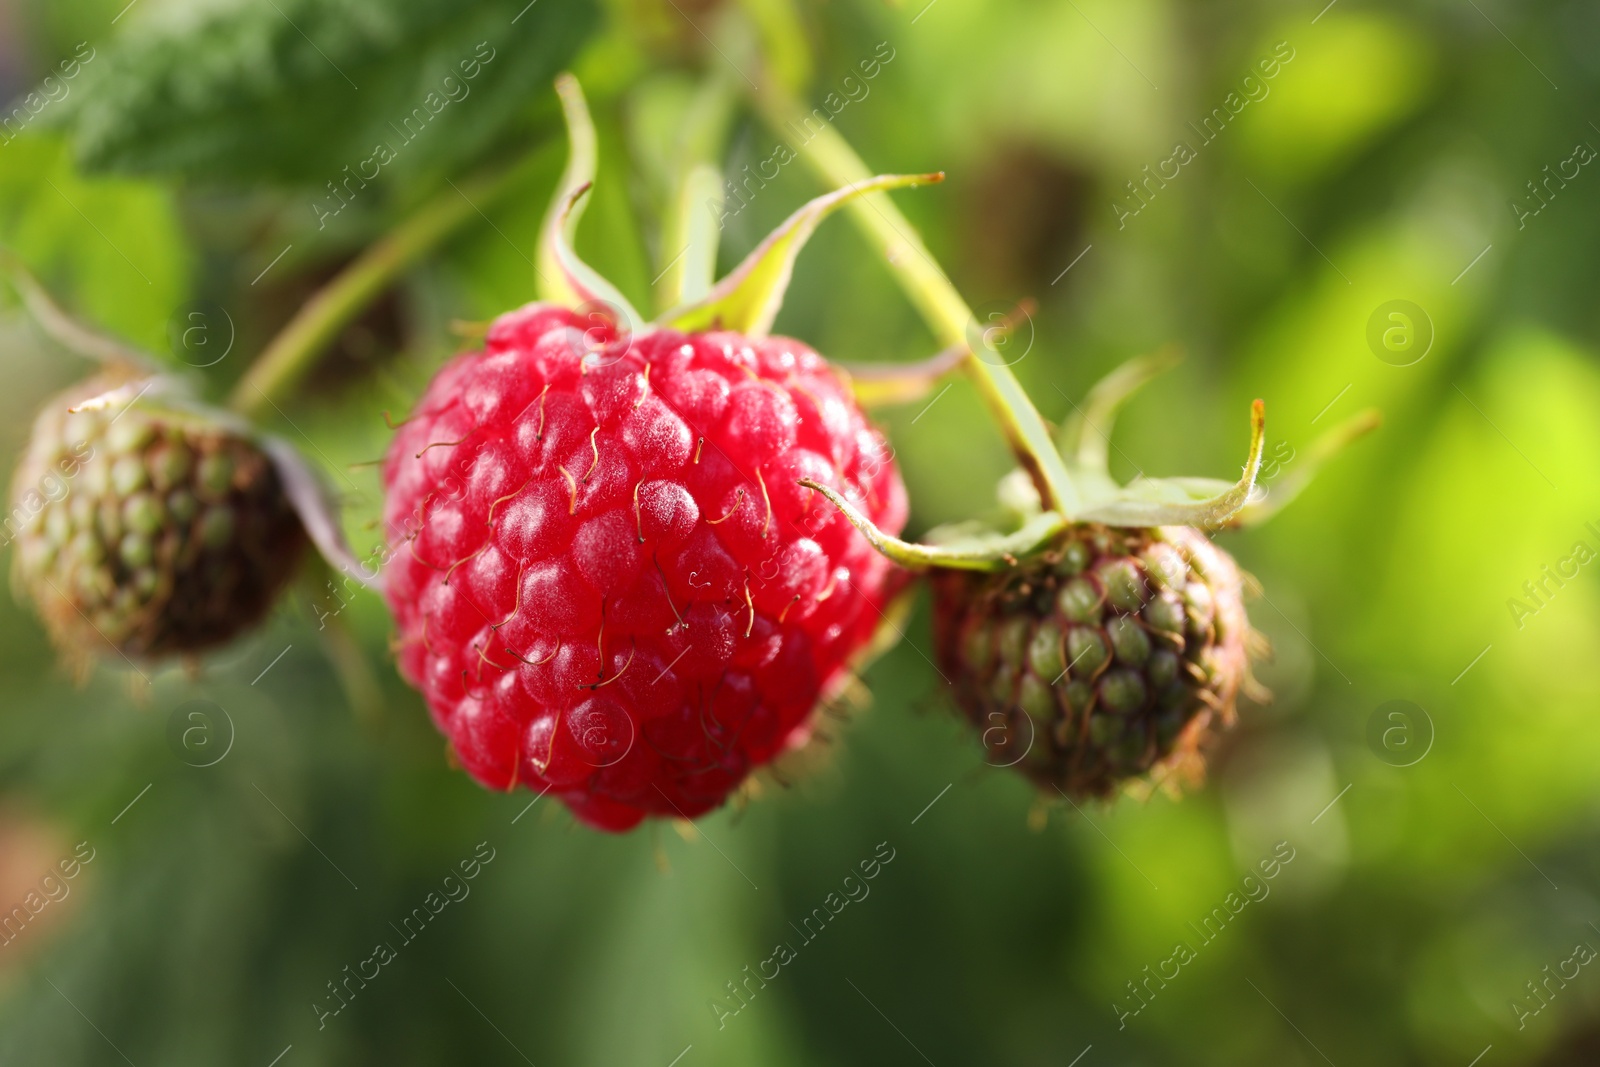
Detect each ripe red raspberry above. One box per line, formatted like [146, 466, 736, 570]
[381, 304, 907, 831]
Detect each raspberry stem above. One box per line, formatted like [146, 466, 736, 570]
[752, 88, 1081, 517]
[0, 250, 158, 372]
[230, 154, 541, 418]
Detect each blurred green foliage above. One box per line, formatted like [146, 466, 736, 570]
[52, 0, 597, 186]
[2, 0, 1599, 1064]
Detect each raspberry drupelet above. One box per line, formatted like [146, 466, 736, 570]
[382, 304, 907, 831]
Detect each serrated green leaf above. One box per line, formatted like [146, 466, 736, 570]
[54, 0, 598, 186]
[802, 479, 1066, 571]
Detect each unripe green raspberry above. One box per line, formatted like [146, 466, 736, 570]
[7, 376, 307, 662]
[931, 524, 1254, 800]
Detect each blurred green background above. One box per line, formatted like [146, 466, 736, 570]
[2, 0, 1599, 1063]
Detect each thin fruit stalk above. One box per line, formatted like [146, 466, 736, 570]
[4, 154, 543, 674]
[753, 88, 1078, 515]
[231, 156, 541, 417]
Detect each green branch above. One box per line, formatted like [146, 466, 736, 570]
[750, 88, 1080, 517]
[230, 156, 538, 417]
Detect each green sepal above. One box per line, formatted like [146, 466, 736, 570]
[536, 73, 594, 307]
[663, 162, 726, 310]
[260, 437, 381, 592]
[1059, 345, 1182, 476]
[800, 480, 1066, 571]
[1, 249, 159, 375]
[1231, 407, 1380, 527]
[537, 75, 643, 329]
[1072, 399, 1267, 528]
[838, 342, 968, 408]
[547, 183, 645, 328]
[998, 355, 1271, 529]
[841, 305, 1032, 408]
[660, 172, 944, 337]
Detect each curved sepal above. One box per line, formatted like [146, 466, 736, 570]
[537, 73, 597, 307]
[260, 437, 383, 593]
[659, 162, 725, 311]
[1, 250, 160, 374]
[661, 172, 944, 337]
[1231, 408, 1380, 527]
[995, 467, 1043, 520]
[838, 342, 968, 408]
[1074, 400, 1266, 528]
[1060, 346, 1182, 474]
[800, 479, 1065, 571]
[536, 76, 644, 329]
[843, 301, 1035, 407]
[548, 183, 644, 327]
